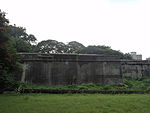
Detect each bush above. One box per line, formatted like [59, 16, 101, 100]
[102, 85, 113, 90]
[115, 83, 128, 90]
[77, 85, 88, 90]
[0, 71, 20, 93]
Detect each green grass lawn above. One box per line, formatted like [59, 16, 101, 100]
[0, 94, 150, 113]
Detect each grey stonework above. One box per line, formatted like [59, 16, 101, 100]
[18, 53, 150, 85]
[121, 60, 150, 78]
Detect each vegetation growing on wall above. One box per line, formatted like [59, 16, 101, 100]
[21, 77, 150, 91]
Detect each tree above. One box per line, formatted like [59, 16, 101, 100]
[0, 10, 20, 92]
[7, 25, 37, 52]
[37, 39, 67, 53]
[66, 41, 85, 53]
[0, 10, 19, 73]
[0, 10, 12, 73]
[0, 10, 9, 44]
[78, 45, 132, 59]
[78, 45, 112, 54]
[123, 53, 132, 59]
[27, 34, 37, 44]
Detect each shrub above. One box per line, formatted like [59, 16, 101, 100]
[102, 85, 112, 90]
[0, 72, 20, 93]
[115, 83, 128, 90]
[77, 85, 88, 90]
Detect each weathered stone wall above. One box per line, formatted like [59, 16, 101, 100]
[121, 60, 150, 78]
[18, 53, 150, 86]
[19, 53, 122, 85]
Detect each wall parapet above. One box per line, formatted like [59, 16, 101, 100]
[20, 53, 122, 62]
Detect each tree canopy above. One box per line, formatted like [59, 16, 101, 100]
[37, 40, 67, 53]
[36, 39, 132, 59]
[66, 41, 85, 53]
[6, 25, 37, 52]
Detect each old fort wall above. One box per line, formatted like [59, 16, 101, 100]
[18, 53, 150, 85]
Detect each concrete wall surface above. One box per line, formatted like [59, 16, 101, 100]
[18, 53, 150, 85]
[121, 61, 150, 78]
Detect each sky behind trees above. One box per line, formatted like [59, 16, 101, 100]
[1, 0, 150, 59]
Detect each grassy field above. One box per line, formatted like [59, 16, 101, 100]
[0, 94, 150, 113]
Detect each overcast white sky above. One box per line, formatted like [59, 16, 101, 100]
[1, 0, 150, 59]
